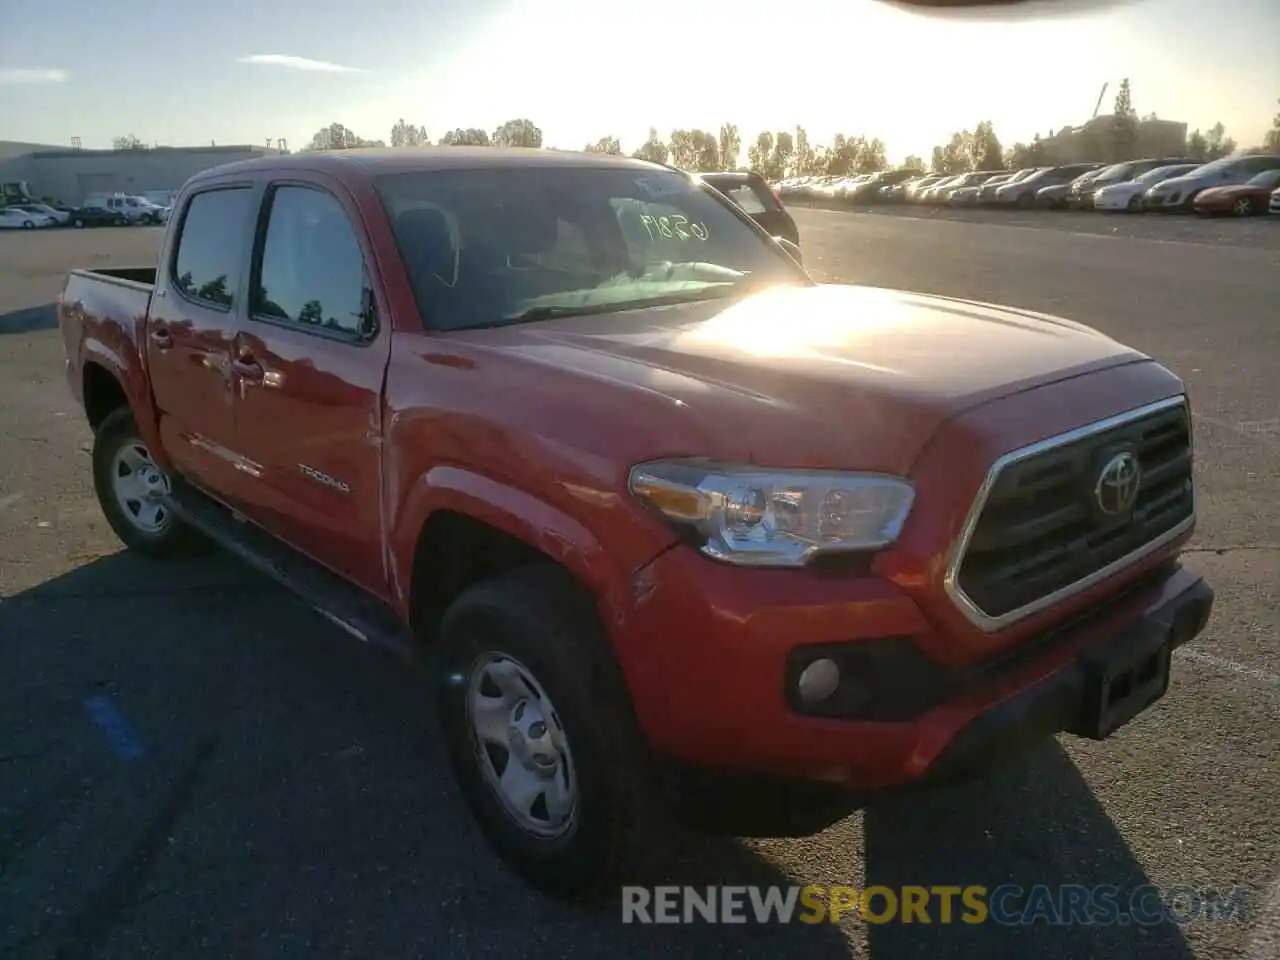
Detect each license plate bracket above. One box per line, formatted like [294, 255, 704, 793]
[1070, 624, 1172, 741]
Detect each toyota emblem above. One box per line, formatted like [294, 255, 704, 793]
[1094, 451, 1141, 517]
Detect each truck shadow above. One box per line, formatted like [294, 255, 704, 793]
[0, 552, 852, 960]
[861, 742, 1195, 958]
[0, 302, 56, 336]
[0, 551, 1193, 959]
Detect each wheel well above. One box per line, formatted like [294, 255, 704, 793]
[409, 510, 567, 642]
[83, 362, 128, 431]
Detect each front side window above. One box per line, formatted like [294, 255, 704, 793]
[376, 165, 806, 332]
[252, 185, 371, 337]
[171, 187, 254, 308]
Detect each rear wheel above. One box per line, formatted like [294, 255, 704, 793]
[1232, 197, 1254, 217]
[1127, 195, 1142, 212]
[433, 565, 659, 900]
[91, 406, 207, 556]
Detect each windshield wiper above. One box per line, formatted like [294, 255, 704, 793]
[461, 278, 802, 331]
[479, 288, 742, 329]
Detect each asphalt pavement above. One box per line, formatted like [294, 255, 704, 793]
[1, 213, 1278, 960]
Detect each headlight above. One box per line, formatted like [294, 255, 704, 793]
[629, 459, 915, 567]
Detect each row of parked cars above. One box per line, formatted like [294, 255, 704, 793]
[777, 153, 1280, 217]
[0, 191, 174, 230]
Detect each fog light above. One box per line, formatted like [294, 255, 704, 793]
[796, 658, 841, 704]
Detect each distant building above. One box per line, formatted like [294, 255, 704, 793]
[1039, 116, 1189, 164]
[0, 143, 281, 205]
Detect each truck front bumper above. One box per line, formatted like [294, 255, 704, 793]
[921, 572, 1212, 785]
[619, 547, 1212, 792]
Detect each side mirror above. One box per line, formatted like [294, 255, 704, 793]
[774, 236, 803, 265]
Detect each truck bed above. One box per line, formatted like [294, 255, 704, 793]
[59, 267, 159, 387]
[74, 266, 157, 289]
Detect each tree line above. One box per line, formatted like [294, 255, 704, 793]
[111, 85, 1280, 179]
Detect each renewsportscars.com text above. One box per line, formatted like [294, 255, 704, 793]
[621, 884, 1251, 926]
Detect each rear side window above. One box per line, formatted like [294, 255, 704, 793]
[172, 187, 254, 309]
[252, 185, 371, 338]
[724, 184, 769, 215]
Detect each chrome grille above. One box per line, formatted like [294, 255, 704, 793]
[946, 397, 1194, 631]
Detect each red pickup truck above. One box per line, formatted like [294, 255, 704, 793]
[58, 147, 1213, 899]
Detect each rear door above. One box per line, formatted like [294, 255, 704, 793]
[228, 178, 392, 594]
[147, 184, 259, 494]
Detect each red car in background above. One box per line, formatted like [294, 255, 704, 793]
[1193, 167, 1280, 217]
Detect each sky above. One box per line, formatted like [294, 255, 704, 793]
[2, 0, 1277, 163]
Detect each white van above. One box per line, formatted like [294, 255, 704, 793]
[82, 193, 167, 225]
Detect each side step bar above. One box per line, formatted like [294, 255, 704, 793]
[164, 478, 421, 663]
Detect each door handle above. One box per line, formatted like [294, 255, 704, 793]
[232, 356, 264, 382]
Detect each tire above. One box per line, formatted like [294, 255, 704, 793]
[91, 406, 207, 557]
[1016, 193, 1035, 209]
[1232, 197, 1254, 217]
[73, 219, 84, 228]
[1127, 195, 1142, 212]
[433, 565, 659, 901]
[22, 220, 34, 229]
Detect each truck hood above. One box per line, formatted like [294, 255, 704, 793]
[471, 283, 1147, 475]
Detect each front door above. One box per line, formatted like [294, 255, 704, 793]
[229, 180, 391, 596]
[147, 184, 258, 495]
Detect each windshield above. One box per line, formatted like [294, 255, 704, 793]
[1137, 164, 1195, 184]
[1092, 163, 1129, 181]
[1191, 156, 1237, 176]
[376, 166, 807, 332]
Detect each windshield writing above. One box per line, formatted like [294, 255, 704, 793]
[376, 166, 804, 331]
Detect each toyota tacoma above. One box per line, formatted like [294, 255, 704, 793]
[57, 147, 1213, 899]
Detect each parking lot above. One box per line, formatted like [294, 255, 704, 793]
[798, 201, 1280, 250]
[1, 209, 1278, 960]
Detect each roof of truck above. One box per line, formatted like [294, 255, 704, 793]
[191, 147, 667, 183]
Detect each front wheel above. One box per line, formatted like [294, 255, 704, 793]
[434, 566, 659, 901]
[1232, 197, 1254, 217]
[91, 406, 207, 556]
[1127, 195, 1142, 212]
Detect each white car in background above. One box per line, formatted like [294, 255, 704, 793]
[0, 206, 57, 229]
[1093, 163, 1201, 212]
[951, 172, 1013, 205]
[977, 167, 1041, 203]
[1271, 187, 1280, 216]
[1144, 154, 1280, 211]
[11, 202, 71, 225]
